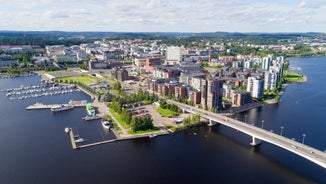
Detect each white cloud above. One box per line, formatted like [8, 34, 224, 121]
[0, 0, 325, 32]
[298, 1, 307, 8]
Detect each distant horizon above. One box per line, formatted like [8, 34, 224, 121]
[1, 0, 326, 33]
[0, 30, 325, 34]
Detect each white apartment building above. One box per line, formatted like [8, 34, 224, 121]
[223, 84, 233, 98]
[262, 56, 271, 70]
[247, 77, 264, 99]
[244, 60, 253, 69]
[264, 70, 279, 90]
[166, 46, 182, 65]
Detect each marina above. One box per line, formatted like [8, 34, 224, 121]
[2, 84, 81, 101]
[0, 73, 37, 79]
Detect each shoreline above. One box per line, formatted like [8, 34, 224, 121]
[264, 74, 307, 104]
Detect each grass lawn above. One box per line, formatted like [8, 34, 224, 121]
[128, 126, 160, 135]
[109, 109, 130, 129]
[285, 71, 304, 82]
[61, 75, 99, 85]
[156, 107, 179, 117]
[109, 89, 119, 93]
[111, 122, 121, 131]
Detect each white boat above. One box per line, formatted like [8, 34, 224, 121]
[149, 133, 157, 138]
[64, 127, 70, 133]
[101, 121, 111, 129]
[51, 104, 74, 112]
[83, 115, 101, 121]
[74, 138, 85, 143]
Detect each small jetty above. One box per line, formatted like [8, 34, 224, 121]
[68, 128, 77, 150]
[68, 131, 169, 150]
[26, 100, 87, 110]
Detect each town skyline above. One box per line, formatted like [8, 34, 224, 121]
[1, 0, 326, 33]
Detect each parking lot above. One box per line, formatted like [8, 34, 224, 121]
[127, 104, 189, 131]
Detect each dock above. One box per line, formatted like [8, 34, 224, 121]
[77, 139, 118, 149]
[69, 128, 77, 150]
[26, 100, 87, 110]
[69, 131, 169, 150]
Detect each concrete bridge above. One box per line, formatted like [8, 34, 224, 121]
[166, 100, 326, 169]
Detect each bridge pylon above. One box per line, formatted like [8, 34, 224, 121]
[250, 136, 262, 146]
[208, 119, 218, 126]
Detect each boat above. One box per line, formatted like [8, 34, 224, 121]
[83, 115, 101, 121]
[149, 133, 157, 138]
[51, 104, 74, 112]
[64, 127, 70, 133]
[74, 138, 85, 143]
[86, 103, 95, 116]
[101, 120, 111, 129]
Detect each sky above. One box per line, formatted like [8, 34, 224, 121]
[0, 0, 326, 33]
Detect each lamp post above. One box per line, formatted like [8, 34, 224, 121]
[245, 114, 247, 124]
[280, 126, 284, 136]
[261, 120, 264, 129]
[302, 134, 306, 144]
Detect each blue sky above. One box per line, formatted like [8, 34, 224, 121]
[1, 0, 325, 32]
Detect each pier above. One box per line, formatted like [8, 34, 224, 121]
[26, 100, 87, 110]
[69, 129, 77, 150]
[68, 131, 169, 150]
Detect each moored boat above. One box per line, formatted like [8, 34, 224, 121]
[74, 138, 85, 143]
[86, 103, 95, 116]
[101, 120, 111, 129]
[51, 104, 74, 112]
[149, 133, 157, 138]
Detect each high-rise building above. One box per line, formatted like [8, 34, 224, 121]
[223, 84, 233, 98]
[247, 77, 264, 99]
[230, 89, 251, 107]
[262, 56, 271, 70]
[206, 78, 224, 111]
[244, 60, 253, 69]
[264, 70, 279, 90]
[166, 46, 182, 65]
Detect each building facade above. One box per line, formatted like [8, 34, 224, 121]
[247, 77, 264, 99]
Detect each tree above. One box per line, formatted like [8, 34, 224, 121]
[113, 81, 122, 91]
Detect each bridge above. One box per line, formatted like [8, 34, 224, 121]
[166, 99, 326, 169]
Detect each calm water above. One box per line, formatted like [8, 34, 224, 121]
[0, 57, 325, 183]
